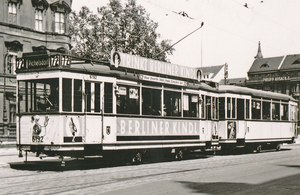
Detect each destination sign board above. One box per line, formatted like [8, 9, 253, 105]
[111, 51, 199, 80]
[17, 53, 71, 70]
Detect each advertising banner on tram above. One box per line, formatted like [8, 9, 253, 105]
[116, 118, 200, 136]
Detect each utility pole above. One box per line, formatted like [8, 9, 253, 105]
[224, 63, 228, 85]
[3, 50, 9, 139]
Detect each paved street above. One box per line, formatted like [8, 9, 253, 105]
[0, 144, 300, 194]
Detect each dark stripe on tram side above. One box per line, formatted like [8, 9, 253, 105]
[117, 135, 200, 141]
[64, 137, 83, 143]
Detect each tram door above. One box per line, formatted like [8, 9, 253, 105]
[84, 82, 103, 143]
[236, 98, 246, 139]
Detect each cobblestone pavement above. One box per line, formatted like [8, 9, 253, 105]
[0, 142, 299, 194]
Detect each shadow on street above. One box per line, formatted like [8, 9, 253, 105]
[178, 171, 300, 194]
[9, 152, 213, 172]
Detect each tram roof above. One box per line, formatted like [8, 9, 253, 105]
[218, 85, 296, 101]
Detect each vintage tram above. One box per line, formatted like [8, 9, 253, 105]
[16, 51, 219, 164]
[218, 85, 298, 152]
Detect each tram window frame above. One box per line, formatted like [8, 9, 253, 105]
[85, 82, 91, 112]
[142, 87, 161, 116]
[281, 103, 289, 121]
[237, 98, 245, 120]
[245, 99, 250, 119]
[117, 85, 140, 115]
[183, 93, 199, 118]
[272, 102, 280, 120]
[262, 101, 271, 120]
[63, 78, 72, 111]
[18, 79, 59, 113]
[290, 105, 297, 122]
[206, 96, 212, 120]
[201, 95, 206, 119]
[94, 83, 101, 113]
[252, 99, 262, 120]
[104, 83, 113, 113]
[226, 97, 236, 119]
[74, 79, 83, 112]
[164, 90, 182, 117]
[212, 97, 218, 120]
[219, 97, 225, 120]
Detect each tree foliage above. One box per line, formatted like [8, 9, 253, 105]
[70, 0, 174, 61]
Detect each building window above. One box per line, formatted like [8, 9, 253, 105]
[55, 12, 65, 33]
[8, 2, 17, 23]
[35, 9, 43, 31]
[7, 54, 17, 75]
[9, 104, 16, 123]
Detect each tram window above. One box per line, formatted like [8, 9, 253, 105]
[291, 105, 297, 121]
[219, 97, 225, 120]
[237, 99, 245, 120]
[18, 79, 59, 112]
[104, 83, 113, 113]
[232, 98, 236, 118]
[212, 97, 218, 119]
[94, 83, 101, 113]
[227, 98, 231, 118]
[85, 82, 91, 112]
[262, 101, 271, 120]
[74, 79, 82, 112]
[206, 96, 212, 120]
[164, 90, 181, 117]
[63, 78, 72, 111]
[142, 88, 161, 116]
[252, 100, 261, 120]
[183, 94, 198, 118]
[272, 103, 280, 120]
[117, 85, 140, 114]
[246, 99, 250, 119]
[281, 104, 289, 120]
[201, 95, 206, 119]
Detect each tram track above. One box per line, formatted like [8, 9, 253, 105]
[1, 145, 299, 194]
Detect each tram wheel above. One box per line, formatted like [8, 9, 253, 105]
[256, 145, 262, 153]
[175, 149, 184, 160]
[276, 144, 281, 151]
[132, 151, 143, 164]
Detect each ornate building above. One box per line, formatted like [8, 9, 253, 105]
[246, 42, 300, 123]
[0, 0, 72, 142]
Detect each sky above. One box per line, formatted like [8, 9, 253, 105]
[71, 0, 300, 78]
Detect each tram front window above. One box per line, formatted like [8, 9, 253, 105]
[18, 79, 59, 112]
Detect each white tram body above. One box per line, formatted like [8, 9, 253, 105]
[16, 51, 219, 160]
[218, 85, 298, 151]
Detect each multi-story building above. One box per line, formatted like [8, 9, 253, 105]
[0, 0, 72, 142]
[246, 42, 300, 123]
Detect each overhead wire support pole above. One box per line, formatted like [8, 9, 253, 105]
[157, 22, 204, 57]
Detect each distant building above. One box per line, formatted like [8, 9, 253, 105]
[220, 77, 246, 86]
[198, 65, 225, 83]
[246, 42, 300, 122]
[0, 0, 72, 142]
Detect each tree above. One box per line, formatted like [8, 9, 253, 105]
[69, 0, 174, 62]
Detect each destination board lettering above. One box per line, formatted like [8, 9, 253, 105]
[111, 51, 198, 80]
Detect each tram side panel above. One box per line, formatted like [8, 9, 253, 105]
[18, 115, 64, 148]
[246, 121, 295, 141]
[102, 117, 208, 151]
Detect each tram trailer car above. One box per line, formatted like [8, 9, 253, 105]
[16, 51, 219, 164]
[217, 85, 298, 152]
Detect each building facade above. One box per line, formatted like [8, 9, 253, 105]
[0, 0, 72, 142]
[246, 42, 300, 123]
